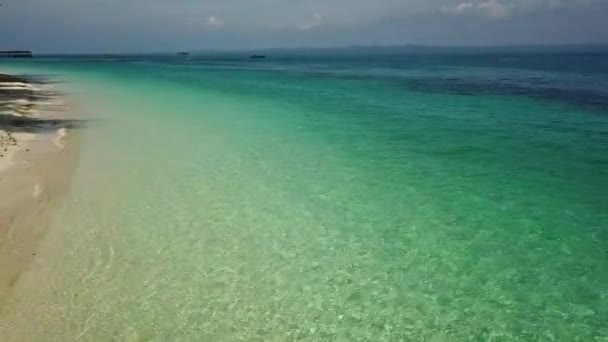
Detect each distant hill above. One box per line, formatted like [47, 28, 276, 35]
[261, 44, 608, 56]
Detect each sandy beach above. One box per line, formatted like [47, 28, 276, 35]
[0, 74, 80, 308]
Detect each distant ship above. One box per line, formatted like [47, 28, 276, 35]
[177, 52, 190, 56]
[250, 54, 266, 59]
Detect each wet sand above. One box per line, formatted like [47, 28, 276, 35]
[0, 74, 81, 308]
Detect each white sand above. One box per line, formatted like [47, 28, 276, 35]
[0, 75, 80, 310]
[0, 129, 36, 173]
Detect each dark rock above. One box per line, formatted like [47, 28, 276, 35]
[0, 74, 28, 83]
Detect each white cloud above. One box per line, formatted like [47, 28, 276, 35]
[478, 0, 510, 18]
[454, 2, 475, 13]
[297, 12, 324, 31]
[207, 16, 224, 28]
[440, 0, 601, 19]
[442, 0, 511, 19]
[441, 3, 466, 14]
[4, 0, 608, 48]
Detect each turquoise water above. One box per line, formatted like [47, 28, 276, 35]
[1, 50, 608, 340]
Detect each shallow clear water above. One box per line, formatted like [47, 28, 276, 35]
[1, 50, 608, 340]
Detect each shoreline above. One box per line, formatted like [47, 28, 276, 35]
[0, 73, 81, 309]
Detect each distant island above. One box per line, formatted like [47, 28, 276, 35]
[261, 44, 608, 56]
[0, 50, 33, 58]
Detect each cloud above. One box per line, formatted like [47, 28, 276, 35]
[477, 0, 510, 18]
[207, 16, 224, 28]
[2, 0, 608, 52]
[442, 0, 511, 19]
[440, 0, 606, 20]
[298, 12, 324, 31]
[453, 3, 475, 13]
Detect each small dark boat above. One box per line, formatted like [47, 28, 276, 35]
[250, 54, 266, 59]
[177, 52, 190, 56]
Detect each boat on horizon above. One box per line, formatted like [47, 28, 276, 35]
[250, 54, 266, 59]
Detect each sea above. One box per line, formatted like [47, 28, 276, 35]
[1, 47, 607, 340]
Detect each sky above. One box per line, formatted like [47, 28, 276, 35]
[1, 0, 607, 53]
